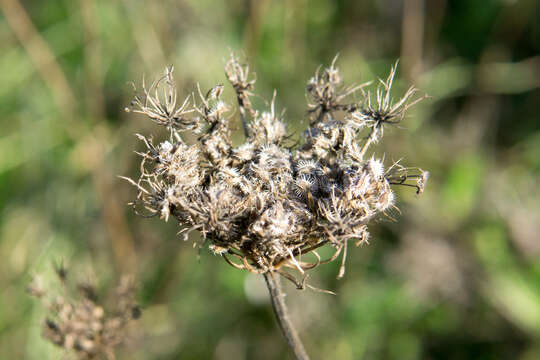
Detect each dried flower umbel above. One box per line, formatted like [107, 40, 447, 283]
[124, 54, 428, 359]
[29, 267, 140, 360]
[125, 55, 427, 280]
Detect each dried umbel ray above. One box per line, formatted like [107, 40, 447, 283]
[124, 54, 428, 286]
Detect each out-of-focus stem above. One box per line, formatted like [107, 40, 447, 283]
[264, 271, 310, 360]
[0, 0, 76, 120]
[401, 0, 425, 81]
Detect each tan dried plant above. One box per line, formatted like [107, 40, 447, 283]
[28, 265, 140, 360]
[124, 54, 428, 360]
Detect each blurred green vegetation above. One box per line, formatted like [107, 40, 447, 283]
[1, 0, 539, 359]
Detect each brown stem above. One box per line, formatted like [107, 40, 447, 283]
[263, 271, 310, 360]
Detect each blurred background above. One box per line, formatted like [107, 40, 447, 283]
[1, 0, 539, 359]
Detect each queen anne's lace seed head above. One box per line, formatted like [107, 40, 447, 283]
[28, 270, 140, 359]
[125, 54, 428, 283]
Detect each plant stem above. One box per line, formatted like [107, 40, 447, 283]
[358, 125, 378, 159]
[263, 271, 310, 360]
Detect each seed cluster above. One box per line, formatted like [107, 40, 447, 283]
[125, 55, 428, 283]
[28, 268, 140, 359]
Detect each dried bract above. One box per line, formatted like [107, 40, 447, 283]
[125, 54, 427, 284]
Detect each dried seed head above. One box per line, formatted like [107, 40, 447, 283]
[124, 54, 427, 284]
[29, 269, 140, 359]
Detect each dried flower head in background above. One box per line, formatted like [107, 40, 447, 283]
[124, 54, 428, 285]
[28, 267, 140, 360]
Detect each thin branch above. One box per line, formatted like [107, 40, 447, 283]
[263, 271, 310, 360]
[358, 124, 379, 159]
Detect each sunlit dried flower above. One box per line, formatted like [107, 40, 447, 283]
[124, 53, 427, 285]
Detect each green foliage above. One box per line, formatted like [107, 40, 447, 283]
[1, 0, 539, 359]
